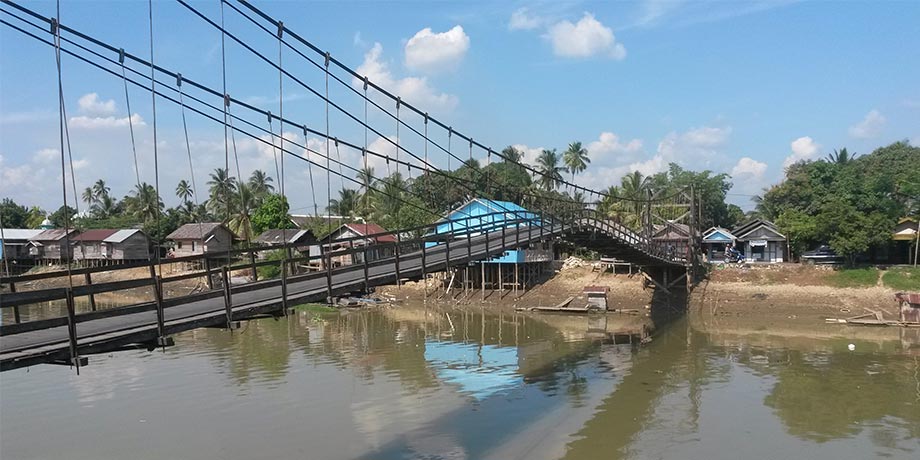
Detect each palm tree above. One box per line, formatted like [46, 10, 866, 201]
[175, 179, 193, 205]
[355, 166, 376, 216]
[327, 188, 359, 217]
[562, 141, 590, 182]
[826, 147, 857, 164]
[227, 183, 255, 242]
[91, 194, 119, 219]
[125, 182, 163, 222]
[206, 168, 237, 218]
[501, 145, 523, 164]
[248, 170, 274, 200]
[92, 179, 110, 200]
[536, 149, 564, 191]
[82, 186, 95, 207]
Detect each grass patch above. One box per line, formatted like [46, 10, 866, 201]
[828, 268, 879, 288]
[294, 303, 338, 313]
[882, 267, 920, 291]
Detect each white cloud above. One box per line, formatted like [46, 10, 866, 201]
[657, 126, 731, 159]
[404, 26, 470, 73]
[511, 143, 545, 166]
[587, 132, 643, 160]
[0, 110, 54, 125]
[355, 43, 458, 113]
[545, 13, 626, 59]
[33, 148, 60, 163]
[731, 157, 767, 179]
[635, 0, 683, 27]
[509, 8, 543, 30]
[69, 113, 145, 129]
[783, 136, 820, 168]
[848, 109, 886, 139]
[77, 93, 117, 116]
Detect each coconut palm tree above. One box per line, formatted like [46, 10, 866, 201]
[327, 188, 359, 217]
[125, 182, 163, 222]
[206, 168, 237, 218]
[92, 179, 110, 201]
[227, 183, 256, 242]
[82, 186, 95, 207]
[562, 141, 590, 182]
[355, 166, 376, 216]
[536, 149, 564, 191]
[501, 145, 523, 164]
[90, 194, 119, 219]
[248, 170, 274, 200]
[175, 179, 193, 205]
[825, 147, 857, 164]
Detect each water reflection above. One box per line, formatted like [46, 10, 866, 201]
[1, 303, 918, 460]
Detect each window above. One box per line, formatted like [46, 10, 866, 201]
[192, 241, 197, 251]
[177, 241, 183, 249]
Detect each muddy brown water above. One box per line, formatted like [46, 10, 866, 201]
[1, 302, 918, 460]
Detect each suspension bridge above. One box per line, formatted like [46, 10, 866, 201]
[0, 0, 701, 371]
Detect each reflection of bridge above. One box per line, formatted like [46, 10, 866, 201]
[0, 0, 700, 370]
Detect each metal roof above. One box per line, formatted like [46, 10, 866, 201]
[104, 229, 145, 243]
[71, 229, 119, 242]
[166, 223, 235, 240]
[0, 229, 44, 241]
[255, 229, 315, 245]
[30, 228, 78, 242]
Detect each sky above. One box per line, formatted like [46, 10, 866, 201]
[1, 0, 919, 216]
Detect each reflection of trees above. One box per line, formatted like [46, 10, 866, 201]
[762, 350, 920, 442]
[191, 316, 297, 386]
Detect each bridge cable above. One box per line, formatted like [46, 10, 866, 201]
[220, 0, 232, 270]
[277, 18, 290, 312]
[148, 0, 164, 279]
[176, 74, 208, 269]
[119, 48, 142, 190]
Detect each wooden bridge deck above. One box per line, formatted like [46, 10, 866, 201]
[1, 220, 686, 370]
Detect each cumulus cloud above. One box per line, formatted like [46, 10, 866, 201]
[783, 136, 820, 168]
[69, 113, 146, 130]
[587, 132, 643, 160]
[355, 43, 458, 113]
[509, 8, 543, 30]
[731, 157, 767, 179]
[33, 147, 60, 163]
[545, 13, 626, 59]
[848, 109, 886, 139]
[657, 126, 731, 159]
[77, 93, 117, 116]
[404, 26, 470, 73]
[510, 143, 545, 167]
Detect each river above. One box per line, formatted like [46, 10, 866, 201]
[1, 303, 918, 459]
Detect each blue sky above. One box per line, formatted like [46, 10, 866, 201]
[1, 0, 918, 215]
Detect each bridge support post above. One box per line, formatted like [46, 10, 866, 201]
[204, 258, 214, 290]
[65, 288, 81, 370]
[280, 258, 288, 316]
[84, 272, 97, 312]
[363, 243, 370, 294]
[249, 250, 258, 282]
[149, 265, 167, 343]
[480, 263, 485, 302]
[222, 266, 233, 329]
[395, 233, 401, 288]
[10, 282, 21, 324]
[421, 236, 427, 301]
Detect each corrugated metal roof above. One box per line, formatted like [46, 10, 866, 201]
[0, 229, 44, 240]
[104, 229, 145, 243]
[71, 229, 119, 241]
[166, 223, 235, 240]
[343, 223, 396, 243]
[255, 229, 315, 245]
[31, 228, 77, 241]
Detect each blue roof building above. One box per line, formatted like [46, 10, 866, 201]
[426, 198, 552, 265]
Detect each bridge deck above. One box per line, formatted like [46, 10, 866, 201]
[1, 221, 685, 370]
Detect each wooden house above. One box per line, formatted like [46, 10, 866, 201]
[321, 223, 395, 267]
[166, 223, 237, 257]
[702, 227, 737, 262]
[71, 229, 150, 261]
[254, 229, 320, 260]
[889, 218, 919, 264]
[0, 229, 43, 260]
[26, 228, 79, 261]
[732, 219, 787, 263]
[652, 222, 691, 260]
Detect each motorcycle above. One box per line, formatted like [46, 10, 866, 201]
[724, 250, 745, 264]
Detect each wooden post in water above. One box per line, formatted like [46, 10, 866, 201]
[280, 258, 288, 316]
[204, 258, 214, 290]
[222, 266, 233, 328]
[65, 288, 79, 368]
[84, 272, 97, 312]
[10, 282, 21, 324]
[149, 265, 166, 341]
[394, 233, 402, 288]
[421, 235, 428, 301]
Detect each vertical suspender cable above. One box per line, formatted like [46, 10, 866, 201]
[148, 0, 162, 276]
[177, 74, 206, 260]
[324, 51, 333, 303]
[120, 49, 142, 189]
[220, 0, 232, 271]
[278, 19, 289, 315]
[53, 0, 79, 372]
